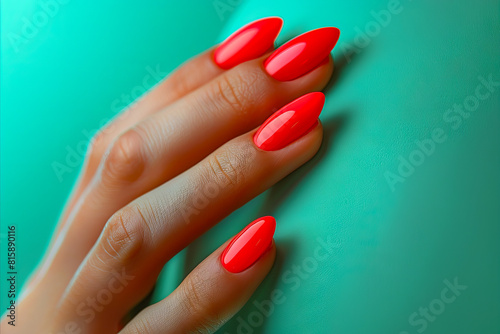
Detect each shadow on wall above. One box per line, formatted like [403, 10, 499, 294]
[220, 39, 365, 334]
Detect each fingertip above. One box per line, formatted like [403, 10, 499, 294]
[301, 119, 324, 158]
[220, 216, 276, 274]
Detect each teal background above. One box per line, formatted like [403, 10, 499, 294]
[1, 0, 499, 333]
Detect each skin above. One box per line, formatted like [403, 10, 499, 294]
[1, 47, 334, 333]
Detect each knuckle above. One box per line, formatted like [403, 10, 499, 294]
[125, 316, 155, 334]
[102, 129, 146, 183]
[182, 276, 205, 317]
[213, 68, 262, 115]
[207, 143, 249, 186]
[189, 323, 222, 334]
[99, 206, 148, 266]
[180, 274, 223, 333]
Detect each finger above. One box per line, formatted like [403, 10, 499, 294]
[30, 17, 284, 304]
[58, 49, 223, 224]
[60, 17, 283, 223]
[50, 55, 332, 281]
[78, 17, 284, 186]
[121, 217, 276, 334]
[43, 49, 225, 279]
[68, 27, 338, 238]
[40, 51, 333, 302]
[54, 93, 324, 331]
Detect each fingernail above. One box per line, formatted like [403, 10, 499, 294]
[264, 27, 340, 81]
[214, 17, 283, 70]
[221, 216, 276, 273]
[253, 92, 325, 151]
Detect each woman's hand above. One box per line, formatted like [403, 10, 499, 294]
[9, 18, 339, 333]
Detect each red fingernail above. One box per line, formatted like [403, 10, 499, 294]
[214, 17, 283, 70]
[221, 216, 276, 273]
[253, 92, 325, 151]
[264, 27, 340, 81]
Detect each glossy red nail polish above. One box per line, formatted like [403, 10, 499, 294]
[214, 17, 283, 70]
[254, 92, 325, 151]
[221, 216, 276, 273]
[264, 27, 340, 81]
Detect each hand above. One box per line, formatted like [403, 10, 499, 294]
[7, 18, 339, 333]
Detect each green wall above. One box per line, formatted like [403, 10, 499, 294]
[2, 0, 499, 333]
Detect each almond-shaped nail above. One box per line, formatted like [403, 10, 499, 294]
[253, 92, 325, 151]
[264, 27, 340, 81]
[214, 17, 283, 70]
[221, 216, 276, 273]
